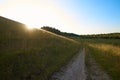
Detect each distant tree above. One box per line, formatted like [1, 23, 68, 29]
[41, 26, 120, 39]
[41, 26, 61, 35]
[41, 26, 80, 37]
[79, 33, 120, 39]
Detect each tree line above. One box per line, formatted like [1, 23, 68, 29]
[41, 26, 80, 37]
[41, 26, 120, 39]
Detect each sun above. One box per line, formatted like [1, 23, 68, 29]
[26, 25, 36, 29]
[1, 0, 80, 33]
[5, 5, 62, 30]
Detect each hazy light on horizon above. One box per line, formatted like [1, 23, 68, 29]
[0, 0, 120, 34]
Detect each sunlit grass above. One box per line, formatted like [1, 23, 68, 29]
[89, 43, 120, 55]
[0, 17, 80, 80]
[68, 36, 120, 80]
[0, 28, 80, 80]
[72, 37, 120, 80]
[87, 43, 120, 80]
[40, 28, 79, 43]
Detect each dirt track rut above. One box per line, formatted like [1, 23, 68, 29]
[51, 48, 86, 80]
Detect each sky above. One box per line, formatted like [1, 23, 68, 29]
[0, 0, 120, 34]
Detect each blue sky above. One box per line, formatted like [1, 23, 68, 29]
[0, 0, 120, 34]
[55, 0, 120, 34]
[58, 0, 120, 22]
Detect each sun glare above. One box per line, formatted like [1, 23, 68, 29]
[1, 0, 81, 34]
[26, 25, 35, 29]
[4, 5, 62, 29]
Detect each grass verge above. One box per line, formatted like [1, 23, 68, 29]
[0, 29, 80, 80]
[0, 17, 80, 80]
[87, 43, 120, 80]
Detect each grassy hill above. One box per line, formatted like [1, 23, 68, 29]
[0, 16, 80, 80]
[75, 37, 120, 80]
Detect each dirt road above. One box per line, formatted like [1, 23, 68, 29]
[50, 48, 111, 80]
[51, 48, 86, 80]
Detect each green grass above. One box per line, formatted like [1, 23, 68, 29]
[0, 16, 80, 80]
[86, 38, 120, 46]
[71, 38, 120, 46]
[84, 46, 92, 80]
[72, 37, 120, 80]
[86, 43, 120, 80]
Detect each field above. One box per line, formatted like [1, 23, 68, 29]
[0, 17, 80, 80]
[79, 39, 120, 80]
[0, 16, 120, 80]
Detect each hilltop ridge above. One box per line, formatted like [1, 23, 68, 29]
[0, 16, 80, 80]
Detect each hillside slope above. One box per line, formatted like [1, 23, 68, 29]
[0, 16, 80, 80]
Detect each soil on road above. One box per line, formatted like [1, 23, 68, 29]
[50, 48, 86, 80]
[50, 48, 111, 80]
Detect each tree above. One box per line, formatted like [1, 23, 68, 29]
[41, 26, 61, 35]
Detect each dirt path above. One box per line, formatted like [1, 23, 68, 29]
[86, 53, 111, 80]
[50, 48, 111, 80]
[50, 48, 86, 80]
